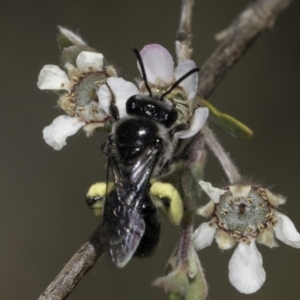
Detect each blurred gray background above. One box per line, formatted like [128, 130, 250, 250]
[1, 0, 300, 299]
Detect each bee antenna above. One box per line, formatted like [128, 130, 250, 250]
[160, 67, 200, 100]
[132, 47, 152, 97]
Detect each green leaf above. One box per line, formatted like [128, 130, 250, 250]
[185, 249, 207, 300]
[168, 291, 184, 300]
[153, 268, 189, 297]
[153, 246, 207, 300]
[200, 99, 253, 141]
[57, 31, 74, 50]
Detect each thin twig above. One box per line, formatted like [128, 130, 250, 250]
[38, 227, 105, 300]
[39, 0, 292, 298]
[177, 212, 194, 266]
[198, 0, 293, 98]
[202, 126, 241, 183]
[175, 0, 194, 62]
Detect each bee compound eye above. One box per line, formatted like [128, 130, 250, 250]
[126, 96, 178, 127]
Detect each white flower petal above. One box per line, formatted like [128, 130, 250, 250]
[264, 189, 286, 207]
[76, 51, 104, 72]
[97, 85, 111, 115]
[229, 239, 266, 294]
[176, 107, 209, 139]
[37, 65, 71, 92]
[199, 180, 226, 203]
[229, 185, 251, 197]
[196, 200, 215, 218]
[139, 44, 174, 85]
[273, 211, 300, 248]
[175, 60, 198, 100]
[43, 115, 85, 150]
[192, 222, 216, 251]
[97, 77, 139, 119]
[215, 229, 236, 250]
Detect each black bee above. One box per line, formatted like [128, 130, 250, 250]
[99, 48, 200, 268]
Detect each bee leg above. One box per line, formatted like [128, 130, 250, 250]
[86, 182, 108, 217]
[104, 81, 120, 121]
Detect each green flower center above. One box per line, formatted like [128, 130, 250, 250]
[73, 72, 106, 106]
[216, 189, 272, 237]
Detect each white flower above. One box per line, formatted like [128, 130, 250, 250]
[138, 44, 198, 100]
[97, 44, 209, 140]
[137, 44, 209, 139]
[38, 50, 117, 150]
[193, 181, 300, 294]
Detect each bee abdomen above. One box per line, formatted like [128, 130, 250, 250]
[134, 196, 161, 258]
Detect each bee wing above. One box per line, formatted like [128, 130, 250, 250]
[109, 145, 160, 206]
[129, 146, 160, 203]
[107, 154, 131, 204]
[103, 145, 160, 268]
[106, 205, 145, 268]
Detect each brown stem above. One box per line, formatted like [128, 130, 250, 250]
[175, 0, 194, 62]
[37, 227, 105, 300]
[198, 0, 293, 98]
[202, 126, 241, 183]
[177, 211, 194, 267]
